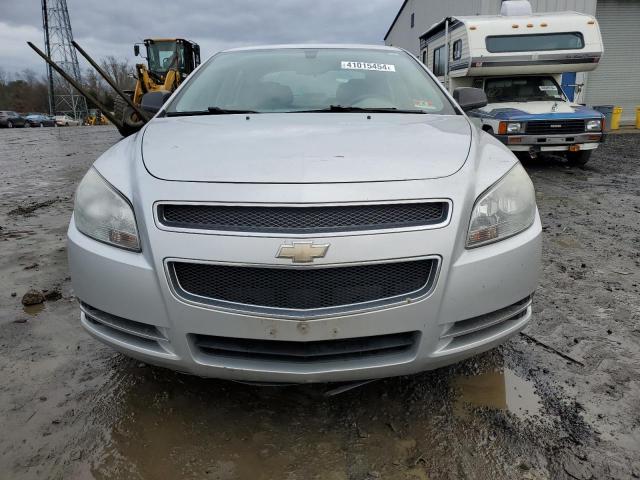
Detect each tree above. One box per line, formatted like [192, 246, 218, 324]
[0, 56, 133, 114]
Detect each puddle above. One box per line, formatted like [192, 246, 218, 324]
[553, 235, 582, 248]
[453, 368, 542, 419]
[23, 303, 45, 316]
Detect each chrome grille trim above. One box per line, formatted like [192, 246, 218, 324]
[165, 256, 441, 319]
[153, 199, 452, 237]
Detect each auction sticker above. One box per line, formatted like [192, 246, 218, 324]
[341, 61, 396, 72]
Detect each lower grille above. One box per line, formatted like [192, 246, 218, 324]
[192, 331, 420, 363]
[525, 120, 586, 135]
[157, 202, 449, 234]
[440, 296, 532, 351]
[80, 302, 169, 354]
[170, 259, 437, 314]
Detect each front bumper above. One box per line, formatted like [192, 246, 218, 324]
[68, 209, 542, 383]
[495, 132, 603, 152]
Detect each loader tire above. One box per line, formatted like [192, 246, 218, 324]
[114, 96, 144, 137]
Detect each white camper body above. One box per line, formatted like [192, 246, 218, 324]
[419, 6, 605, 164]
[419, 11, 604, 87]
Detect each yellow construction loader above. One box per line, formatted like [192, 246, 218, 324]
[85, 108, 110, 126]
[28, 38, 200, 137]
[115, 38, 201, 135]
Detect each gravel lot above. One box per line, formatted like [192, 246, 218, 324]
[0, 126, 638, 480]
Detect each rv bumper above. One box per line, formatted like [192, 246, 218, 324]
[495, 132, 604, 152]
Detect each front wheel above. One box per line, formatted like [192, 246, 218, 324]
[114, 96, 144, 137]
[567, 150, 592, 167]
[7, 121, 12, 128]
[39, 122, 44, 127]
[24, 122, 30, 128]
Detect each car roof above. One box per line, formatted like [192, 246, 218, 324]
[220, 44, 403, 53]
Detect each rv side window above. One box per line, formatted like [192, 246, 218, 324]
[433, 46, 445, 76]
[452, 40, 462, 61]
[422, 49, 427, 64]
[486, 32, 585, 53]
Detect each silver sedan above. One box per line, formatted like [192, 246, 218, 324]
[68, 45, 541, 383]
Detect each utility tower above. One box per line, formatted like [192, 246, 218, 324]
[41, 0, 88, 119]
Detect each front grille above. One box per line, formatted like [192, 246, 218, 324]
[170, 259, 437, 313]
[191, 331, 420, 363]
[525, 120, 586, 135]
[158, 202, 448, 234]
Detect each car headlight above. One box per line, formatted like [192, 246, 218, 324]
[467, 163, 536, 248]
[507, 122, 522, 134]
[586, 119, 602, 131]
[74, 168, 141, 251]
[498, 121, 524, 134]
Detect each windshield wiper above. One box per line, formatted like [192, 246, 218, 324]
[294, 105, 427, 114]
[165, 107, 258, 117]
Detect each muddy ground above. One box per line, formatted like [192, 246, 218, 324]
[0, 126, 638, 480]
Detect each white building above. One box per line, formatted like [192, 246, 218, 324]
[385, 0, 640, 124]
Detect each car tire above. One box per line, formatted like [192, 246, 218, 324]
[567, 150, 592, 167]
[24, 122, 30, 128]
[39, 123, 44, 127]
[7, 121, 12, 128]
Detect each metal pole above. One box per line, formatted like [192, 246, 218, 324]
[444, 18, 450, 91]
[27, 42, 125, 130]
[41, 0, 55, 115]
[72, 41, 151, 122]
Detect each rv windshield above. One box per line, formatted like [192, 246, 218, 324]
[485, 76, 566, 103]
[166, 48, 457, 115]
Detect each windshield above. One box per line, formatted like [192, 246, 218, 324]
[166, 48, 456, 114]
[485, 76, 566, 103]
[147, 41, 184, 73]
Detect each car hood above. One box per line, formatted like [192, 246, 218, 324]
[478, 101, 601, 119]
[141, 113, 471, 183]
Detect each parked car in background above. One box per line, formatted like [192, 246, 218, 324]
[55, 114, 81, 126]
[0, 111, 27, 128]
[25, 114, 56, 127]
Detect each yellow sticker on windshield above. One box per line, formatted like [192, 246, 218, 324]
[341, 61, 396, 72]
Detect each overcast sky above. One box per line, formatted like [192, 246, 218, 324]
[0, 0, 403, 77]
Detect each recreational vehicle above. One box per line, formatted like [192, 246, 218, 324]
[419, 0, 605, 165]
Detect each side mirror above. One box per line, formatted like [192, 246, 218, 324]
[453, 87, 488, 112]
[140, 91, 172, 114]
[134, 45, 140, 57]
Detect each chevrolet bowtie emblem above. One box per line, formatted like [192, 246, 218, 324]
[276, 242, 330, 263]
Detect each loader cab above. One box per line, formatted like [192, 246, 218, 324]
[139, 38, 201, 78]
